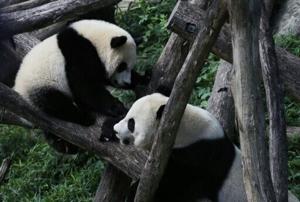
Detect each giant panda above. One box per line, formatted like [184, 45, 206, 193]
[14, 19, 149, 154]
[113, 93, 246, 202]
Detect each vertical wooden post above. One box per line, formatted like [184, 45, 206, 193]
[229, 0, 276, 201]
[259, 0, 288, 201]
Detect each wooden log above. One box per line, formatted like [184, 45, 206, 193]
[0, 83, 147, 179]
[229, 0, 276, 201]
[93, 164, 131, 202]
[207, 60, 236, 142]
[0, 0, 120, 38]
[146, 33, 189, 94]
[0, 107, 33, 128]
[0, 0, 54, 13]
[167, 0, 300, 102]
[134, 0, 227, 201]
[0, 158, 12, 184]
[259, 0, 288, 201]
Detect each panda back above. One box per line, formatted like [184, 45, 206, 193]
[14, 35, 71, 102]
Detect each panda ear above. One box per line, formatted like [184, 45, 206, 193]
[156, 104, 166, 120]
[111, 36, 127, 48]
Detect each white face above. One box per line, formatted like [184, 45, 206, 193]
[113, 93, 167, 150]
[71, 20, 137, 88]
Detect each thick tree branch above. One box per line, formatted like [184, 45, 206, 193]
[0, 83, 147, 179]
[259, 0, 288, 201]
[229, 0, 276, 201]
[168, 1, 300, 102]
[134, 1, 227, 201]
[93, 164, 132, 202]
[0, 0, 120, 38]
[0, 0, 54, 13]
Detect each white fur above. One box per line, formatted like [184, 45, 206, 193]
[113, 93, 224, 150]
[14, 35, 69, 103]
[71, 20, 136, 78]
[14, 20, 137, 102]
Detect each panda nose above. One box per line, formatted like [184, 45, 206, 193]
[122, 137, 132, 145]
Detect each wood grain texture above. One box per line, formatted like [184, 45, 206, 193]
[229, 0, 276, 201]
[94, 164, 132, 202]
[259, 0, 288, 201]
[134, 0, 227, 201]
[207, 60, 236, 142]
[0, 158, 11, 184]
[0, 83, 147, 179]
[0, 0, 120, 38]
[168, 0, 300, 101]
[0, 0, 53, 13]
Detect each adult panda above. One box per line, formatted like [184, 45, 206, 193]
[114, 93, 246, 202]
[14, 20, 149, 154]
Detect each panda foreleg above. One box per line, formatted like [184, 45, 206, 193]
[29, 87, 95, 126]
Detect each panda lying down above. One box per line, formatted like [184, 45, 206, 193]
[114, 93, 298, 202]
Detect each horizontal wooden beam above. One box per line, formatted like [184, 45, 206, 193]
[0, 0, 120, 38]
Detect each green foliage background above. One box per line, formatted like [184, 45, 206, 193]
[0, 0, 299, 200]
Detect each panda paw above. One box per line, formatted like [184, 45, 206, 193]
[80, 112, 96, 126]
[100, 117, 120, 142]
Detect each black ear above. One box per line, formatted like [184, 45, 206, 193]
[111, 36, 127, 48]
[156, 104, 166, 120]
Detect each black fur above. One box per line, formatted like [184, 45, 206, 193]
[127, 118, 135, 132]
[127, 136, 236, 202]
[156, 104, 165, 120]
[111, 36, 127, 48]
[100, 117, 121, 142]
[57, 27, 127, 117]
[155, 137, 236, 202]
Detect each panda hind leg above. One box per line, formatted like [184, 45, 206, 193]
[29, 87, 94, 154]
[29, 87, 95, 126]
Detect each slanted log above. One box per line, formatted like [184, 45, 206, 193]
[134, 0, 227, 201]
[0, 0, 120, 38]
[168, 0, 300, 102]
[0, 158, 12, 184]
[0, 0, 54, 13]
[0, 83, 147, 179]
[229, 0, 276, 200]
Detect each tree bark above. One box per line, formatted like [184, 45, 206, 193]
[0, 0, 54, 13]
[0, 158, 12, 184]
[134, 1, 227, 201]
[207, 60, 236, 142]
[94, 164, 131, 202]
[0, 0, 120, 38]
[168, 1, 300, 102]
[259, 0, 288, 201]
[0, 83, 147, 179]
[229, 0, 276, 201]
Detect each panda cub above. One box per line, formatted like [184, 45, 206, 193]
[113, 93, 246, 202]
[14, 20, 149, 154]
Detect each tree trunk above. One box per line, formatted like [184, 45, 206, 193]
[259, 0, 288, 201]
[229, 0, 276, 201]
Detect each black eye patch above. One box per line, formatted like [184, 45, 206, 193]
[117, 62, 127, 73]
[128, 118, 135, 132]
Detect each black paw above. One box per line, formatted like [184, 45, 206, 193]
[100, 117, 121, 142]
[144, 69, 152, 85]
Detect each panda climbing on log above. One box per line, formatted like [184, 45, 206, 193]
[113, 93, 246, 202]
[14, 20, 150, 154]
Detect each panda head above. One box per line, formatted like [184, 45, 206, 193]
[70, 20, 136, 88]
[113, 93, 167, 150]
